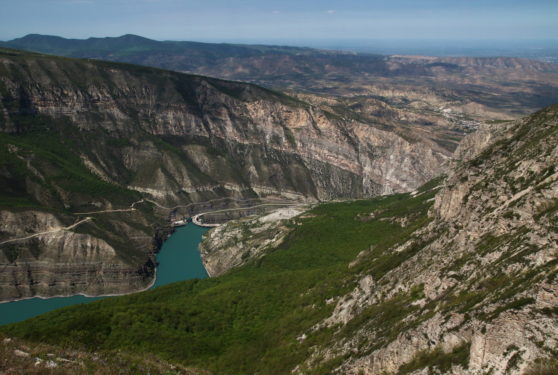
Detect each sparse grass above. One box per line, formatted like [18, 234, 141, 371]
[524, 359, 558, 375]
[396, 342, 470, 375]
[0, 332, 200, 375]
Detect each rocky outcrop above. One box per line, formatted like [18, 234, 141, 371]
[298, 105, 558, 374]
[199, 206, 308, 276]
[0, 332, 201, 374]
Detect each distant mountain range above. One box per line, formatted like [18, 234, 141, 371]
[4, 34, 558, 122]
[0, 33, 319, 68]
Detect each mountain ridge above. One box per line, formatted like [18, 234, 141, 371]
[2, 104, 557, 374]
[4, 33, 558, 126]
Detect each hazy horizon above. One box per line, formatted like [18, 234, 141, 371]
[1, 0, 557, 41]
[2, 0, 557, 62]
[4, 33, 558, 63]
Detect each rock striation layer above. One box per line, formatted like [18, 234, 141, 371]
[0, 48, 446, 300]
[0, 50, 446, 203]
[0, 210, 159, 301]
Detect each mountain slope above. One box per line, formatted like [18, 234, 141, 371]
[0, 47, 445, 301]
[322, 105, 558, 374]
[0, 34, 319, 77]
[0, 47, 444, 202]
[4, 34, 558, 122]
[0, 332, 201, 375]
[3, 105, 557, 374]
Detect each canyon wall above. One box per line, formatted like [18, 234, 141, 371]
[0, 49, 446, 300]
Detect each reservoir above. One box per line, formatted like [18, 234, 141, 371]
[0, 224, 209, 326]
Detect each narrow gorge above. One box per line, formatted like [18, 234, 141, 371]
[3, 104, 556, 374]
[0, 48, 446, 301]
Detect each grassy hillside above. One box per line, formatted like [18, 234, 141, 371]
[0, 114, 139, 210]
[0, 332, 203, 375]
[1, 180, 441, 374]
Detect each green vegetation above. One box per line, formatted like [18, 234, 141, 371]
[523, 358, 558, 375]
[396, 342, 470, 375]
[0, 109, 162, 263]
[2, 184, 441, 374]
[0, 114, 139, 211]
[0, 332, 195, 375]
[1, 40, 555, 375]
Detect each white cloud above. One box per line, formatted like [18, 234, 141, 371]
[326, 10, 336, 14]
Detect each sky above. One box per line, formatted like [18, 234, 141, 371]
[0, 0, 557, 44]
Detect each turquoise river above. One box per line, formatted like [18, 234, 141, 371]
[0, 224, 209, 326]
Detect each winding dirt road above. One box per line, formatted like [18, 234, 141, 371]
[0, 217, 92, 246]
[191, 203, 299, 227]
[1, 197, 301, 244]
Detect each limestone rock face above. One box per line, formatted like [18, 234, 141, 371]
[199, 206, 307, 277]
[0, 52, 447, 205]
[296, 105, 558, 375]
[0, 210, 157, 301]
[0, 51, 447, 300]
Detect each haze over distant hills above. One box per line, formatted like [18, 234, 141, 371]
[4, 34, 558, 129]
[303, 39, 558, 64]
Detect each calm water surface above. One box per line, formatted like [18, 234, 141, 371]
[0, 224, 208, 326]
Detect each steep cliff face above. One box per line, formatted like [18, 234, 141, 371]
[0, 48, 446, 300]
[4, 106, 557, 375]
[0, 210, 158, 301]
[305, 105, 558, 375]
[0, 49, 446, 203]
